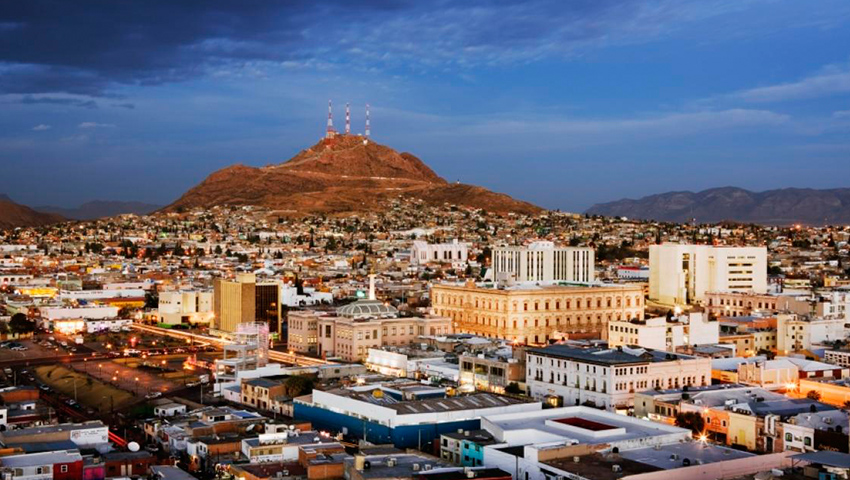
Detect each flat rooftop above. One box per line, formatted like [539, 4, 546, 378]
[620, 442, 753, 469]
[528, 344, 696, 366]
[544, 452, 660, 480]
[327, 389, 533, 414]
[483, 406, 688, 446]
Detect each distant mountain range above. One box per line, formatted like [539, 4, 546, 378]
[166, 135, 541, 215]
[586, 187, 850, 225]
[0, 194, 65, 230]
[34, 200, 162, 220]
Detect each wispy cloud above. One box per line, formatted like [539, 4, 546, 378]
[834, 110, 850, 118]
[734, 63, 850, 103]
[31, 124, 51, 131]
[78, 122, 115, 129]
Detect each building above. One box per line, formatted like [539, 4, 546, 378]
[458, 349, 525, 394]
[0, 421, 109, 450]
[607, 312, 719, 351]
[526, 344, 711, 411]
[439, 429, 496, 466]
[649, 244, 768, 306]
[431, 281, 644, 344]
[157, 290, 214, 325]
[411, 240, 468, 266]
[704, 291, 785, 317]
[255, 280, 282, 335]
[241, 432, 337, 463]
[214, 273, 256, 333]
[290, 276, 452, 361]
[491, 241, 594, 283]
[0, 450, 83, 480]
[293, 383, 541, 449]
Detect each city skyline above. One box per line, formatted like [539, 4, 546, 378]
[2, 1, 850, 211]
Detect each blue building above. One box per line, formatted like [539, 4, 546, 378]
[294, 383, 540, 449]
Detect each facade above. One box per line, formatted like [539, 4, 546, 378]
[411, 240, 468, 265]
[458, 351, 525, 394]
[607, 312, 719, 351]
[214, 274, 256, 333]
[0, 450, 83, 480]
[526, 344, 712, 410]
[157, 290, 213, 325]
[649, 244, 768, 306]
[255, 281, 282, 335]
[705, 291, 784, 317]
[431, 282, 644, 344]
[491, 241, 594, 283]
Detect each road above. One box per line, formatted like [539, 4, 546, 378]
[129, 323, 331, 367]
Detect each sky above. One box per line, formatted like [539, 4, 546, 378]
[2, 0, 850, 212]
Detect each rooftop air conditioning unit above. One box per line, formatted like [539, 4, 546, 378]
[412, 464, 420, 471]
[424, 464, 432, 471]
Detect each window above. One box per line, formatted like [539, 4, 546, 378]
[785, 433, 792, 442]
[804, 437, 812, 447]
[61, 465, 68, 473]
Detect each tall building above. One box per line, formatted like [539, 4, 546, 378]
[213, 274, 282, 335]
[430, 281, 644, 344]
[214, 274, 256, 333]
[157, 290, 213, 325]
[410, 239, 468, 265]
[649, 244, 767, 307]
[491, 241, 594, 283]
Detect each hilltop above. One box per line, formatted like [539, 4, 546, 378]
[166, 135, 540, 215]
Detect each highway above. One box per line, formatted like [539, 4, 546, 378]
[129, 323, 331, 367]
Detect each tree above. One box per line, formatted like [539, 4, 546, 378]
[9, 313, 36, 334]
[674, 411, 705, 436]
[282, 375, 314, 398]
[504, 382, 522, 394]
[806, 390, 822, 401]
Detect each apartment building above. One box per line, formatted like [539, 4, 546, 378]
[607, 312, 719, 351]
[431, 281, 644, 344]
[491, 241, 594, 283]
[526, 344, 711, 411]
[649, 244, 768, 306]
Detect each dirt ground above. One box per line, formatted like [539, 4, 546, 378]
[70, 355, 200, 397]
[34, 364, 135, 411]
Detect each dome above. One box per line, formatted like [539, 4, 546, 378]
[337, 299, 398, 319]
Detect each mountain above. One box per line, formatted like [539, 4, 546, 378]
[166, 135, 541, 215]
[0, 195, 65, 230]
[586, 187, 850, 225]
[35, 200, 163, 220]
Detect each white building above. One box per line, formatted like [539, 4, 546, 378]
[40, 305, 119, 321]
[777, 314, 846, 354]
[280, 283, 333, 307]
[157, 290, 213, 325]
[607, 312, 719, 351]
[526, 344, 711, 410]
[491, 241, 594, 284]
[411, 239, 469, 266]
[649, 244, 767, 306]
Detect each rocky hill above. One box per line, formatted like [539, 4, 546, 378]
[586, 187, 850, 225]
[35, 200, 162, 220]
[0, 195, 65, 230]
[166, 135, 540, 215]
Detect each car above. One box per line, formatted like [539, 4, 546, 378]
[144, 392, 162, 399]
[39, 385, 50, 392]
[65, 399, 77, 406]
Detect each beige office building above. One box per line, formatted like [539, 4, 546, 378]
[649, 244, 767, 307]
[213, 273, 256, 333]
[430, 281, 644, 344]
[492, 241, 594, 283]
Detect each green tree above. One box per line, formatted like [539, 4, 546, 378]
[674, 411, 705, 436]
[282, 375, 314, 398]
[9, 313, 36, 334]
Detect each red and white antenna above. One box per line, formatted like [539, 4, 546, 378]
[345, 102, 351, 135]
[326, 99, 335, 138]
[365, 103, 371, 138]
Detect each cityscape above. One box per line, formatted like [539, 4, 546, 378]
[2, 2, 850, 480]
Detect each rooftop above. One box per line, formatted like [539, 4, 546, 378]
[529, 344, 696, 366]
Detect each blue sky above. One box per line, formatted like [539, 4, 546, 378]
[2, 0, 850, 211]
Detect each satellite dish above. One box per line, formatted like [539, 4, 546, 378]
[128, 442, 140, 452]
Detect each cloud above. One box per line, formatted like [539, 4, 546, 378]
[78, 122, 115, 128]
[0, 0, 762, 96]
[31, 124, 51, 131]
[111, 102, 135, 109]
[734, 64, 850, 103]
[19, 94, 98, 108]
[834, 110, 850, 118]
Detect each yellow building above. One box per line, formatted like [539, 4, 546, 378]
[430, 281, 644, 344]
[214, 274, 256, 333]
